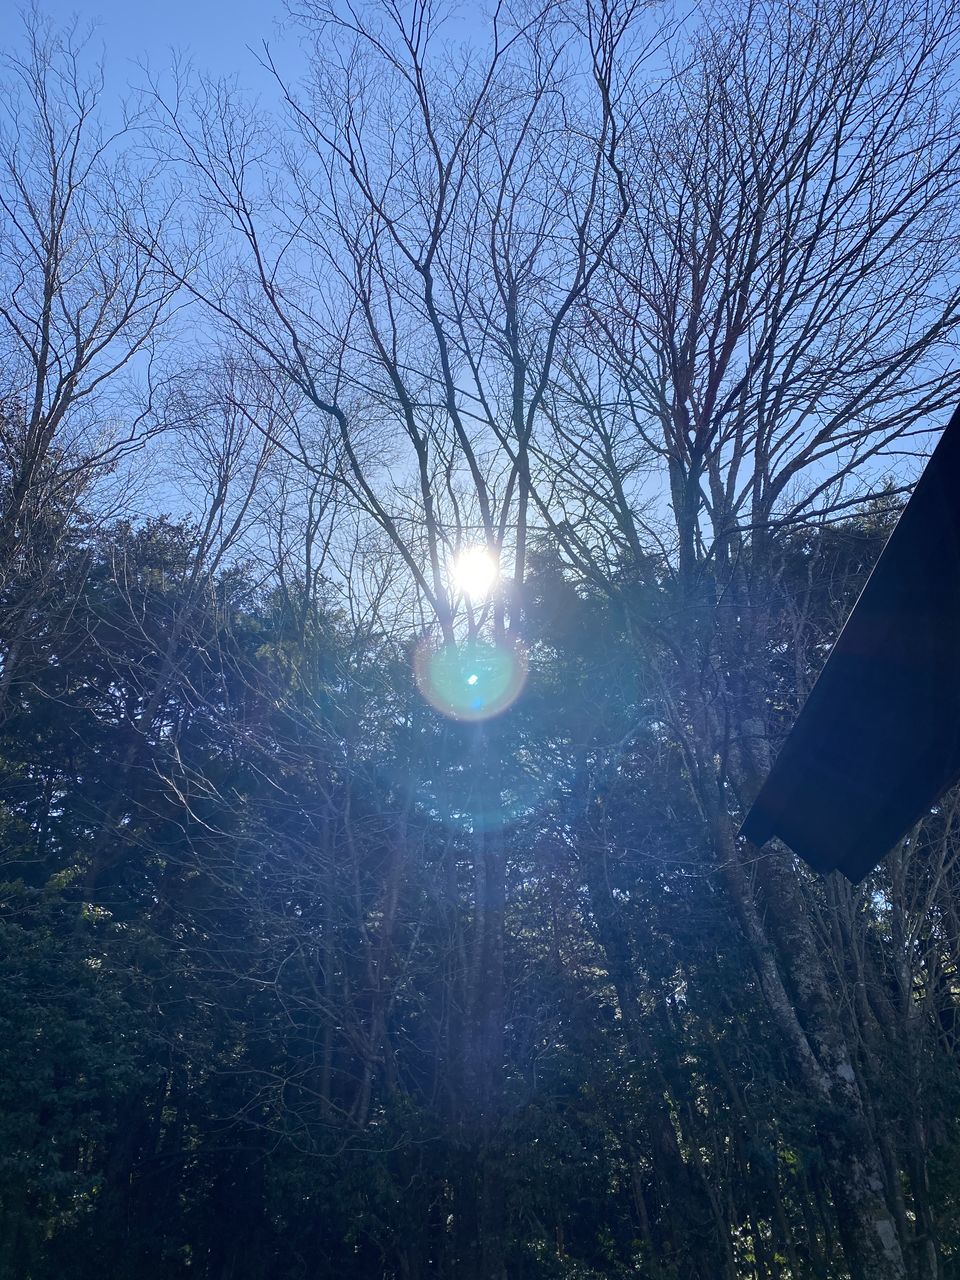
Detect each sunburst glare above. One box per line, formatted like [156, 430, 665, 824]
[450, 546, 499, 601]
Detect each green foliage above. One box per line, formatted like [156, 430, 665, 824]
[2, 510, 960, 1278]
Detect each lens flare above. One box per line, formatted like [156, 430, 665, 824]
[450, 546, 498, 601]
[414, 637, 527, 721]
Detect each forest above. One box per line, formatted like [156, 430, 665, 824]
[3, 0, 960, 1277]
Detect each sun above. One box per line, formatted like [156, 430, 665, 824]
[450, 546, 499, 601]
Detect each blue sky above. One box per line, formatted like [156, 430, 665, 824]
[31, 0, 304, 95]
[29, 0, 492, 98]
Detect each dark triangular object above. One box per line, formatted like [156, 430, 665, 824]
[741, 400, 960, 882]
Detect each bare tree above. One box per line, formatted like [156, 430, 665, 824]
[142, 7, 660, 1273]
[81, 356, 284, 894]
[145, 0, 659, 632]
[0, 10, 180, 713]
[534, 0, 960, 1275]
[139, 0, 960, 1272]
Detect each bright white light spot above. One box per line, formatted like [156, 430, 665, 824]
[451, 546, 498, 601]
[467, 673, 479, 686]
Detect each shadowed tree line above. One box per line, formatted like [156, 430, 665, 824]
[4, 1, 960, 1276]
[3, 504, 960, 1279]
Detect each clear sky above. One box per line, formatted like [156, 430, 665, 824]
[27, 0, 495, 99]
[28, 0, 305, 97]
